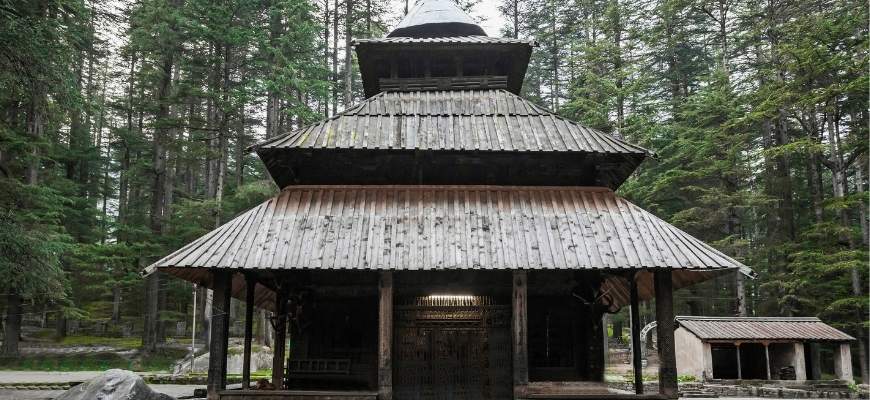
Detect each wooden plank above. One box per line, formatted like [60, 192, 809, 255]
[654, 271, 677, 399]
[207, 270, 232, 400]
[242, 275, 256, 389]
[630, 274, 643, 394]
[378, 272, 393, 400]
[512, 270, 529, 398]
[273, 289, 288, 389]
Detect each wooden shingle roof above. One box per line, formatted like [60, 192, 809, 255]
[148, 185, 754, 308]
[254, 90, 649, 155]
[354, 36, 534, 45]
[676, 316, 855, 342]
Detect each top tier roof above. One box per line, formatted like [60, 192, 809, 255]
[388, 0, 486, 38]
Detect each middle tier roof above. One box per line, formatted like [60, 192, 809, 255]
[254, 90, 651, 189]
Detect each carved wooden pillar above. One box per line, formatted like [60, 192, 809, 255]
[242, 274, 255, 389]
[272, 289, 288, 389]
[378, 271, 393, 400]
[654, 270, 677, 399]
[512, 271, 529, 399]
[207, 270, 232, 400]
[630, 274, 643, 394]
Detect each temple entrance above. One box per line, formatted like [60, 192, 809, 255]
[393, 296, 511, 400]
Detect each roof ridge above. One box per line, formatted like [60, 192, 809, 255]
[677, 316, 821, 321]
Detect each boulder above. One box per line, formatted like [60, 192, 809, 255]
[55, 369, 174, 400]
[173, 345, 273, 375]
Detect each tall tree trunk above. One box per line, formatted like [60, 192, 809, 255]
[111, 286, 122, 324]
[144, 0, 183, 352]
[611, 0, 623, 133]
[236, 104, 246, 187]
[266, 2, 282, 138]
[332, 0, 339, 115]
[549, 0, 559, 110]
[344, 0, 353, 107]
[323, 0, 330, 117]
[1, 294, 22, 357]
[512, 0, 519, 38]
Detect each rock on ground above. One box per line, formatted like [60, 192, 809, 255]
[173, 345, 272, 375]
[54, 369, 174, 400]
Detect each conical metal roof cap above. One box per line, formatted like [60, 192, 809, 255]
[387, 0, 486, 38]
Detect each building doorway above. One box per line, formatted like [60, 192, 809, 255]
[392, 296, 511, 400]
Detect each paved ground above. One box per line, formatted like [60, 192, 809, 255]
[0, 384, 200, 399]
[0, 371, 124, 384]
[0, 373, 840, 400]
[0, 391, 799, 400]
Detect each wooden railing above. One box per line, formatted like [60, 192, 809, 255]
[287, 358, 352, 376]
[379, 76, 508, 92]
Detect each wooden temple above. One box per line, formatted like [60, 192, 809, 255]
[145, 1, 755, 398]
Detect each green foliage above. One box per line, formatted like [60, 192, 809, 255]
[0, 348, 187, 372]
[0, 179, 70, 301]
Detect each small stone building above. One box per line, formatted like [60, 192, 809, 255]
[674, 316, 855, 383]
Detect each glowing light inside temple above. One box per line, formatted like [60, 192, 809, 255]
[427, 294, 475, 300]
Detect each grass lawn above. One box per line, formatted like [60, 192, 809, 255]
[55, 336, 143, 349]
[0, 348, 187, 372]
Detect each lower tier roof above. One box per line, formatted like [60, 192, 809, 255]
[146, 185, 754, 309]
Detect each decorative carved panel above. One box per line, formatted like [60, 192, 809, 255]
[393, 297, 511, 400]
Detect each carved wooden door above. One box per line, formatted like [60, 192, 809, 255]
[394, 297, 511, 400]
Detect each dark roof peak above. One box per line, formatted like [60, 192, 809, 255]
[388, 0, 486, 38]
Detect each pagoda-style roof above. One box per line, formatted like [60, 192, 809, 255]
[254, 90, 650, 189]
[146, 185, 754, 310]
[388, 0, 486, 38]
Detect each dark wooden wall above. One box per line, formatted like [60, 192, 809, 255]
[527, 271, 606, 383]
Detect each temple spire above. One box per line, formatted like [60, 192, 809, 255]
[388, 0, 486, 38]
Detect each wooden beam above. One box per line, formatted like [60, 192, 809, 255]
[377, 272, 393, 400]
[512, 270, 529, 398]
[207, 270, 232, 400]
[630, 274, 643, 394]
[272, 289, 288, 389]
[654, 271, 677, 399]
[764, 343, 771, 380]
[736, 343, 742, 380]
[242, 275, 256, 389]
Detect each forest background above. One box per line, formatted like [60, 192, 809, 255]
[0, 0, 866, 381]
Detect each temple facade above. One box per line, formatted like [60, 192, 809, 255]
[146, 1, 755, 399]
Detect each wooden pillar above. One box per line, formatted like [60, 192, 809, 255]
[378, 271, 393, 400]
[207, 270, 232, 400]
[735, 343, 742, 380]
[764, 343, 771, 380]
[242, 275, 255, 389]
[512, 271, 529, 399]
[654, 270, 677, 399]
[833, 342, 854, 383]
[272, 289, 288, 389]
[630, 274, 643, 394]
